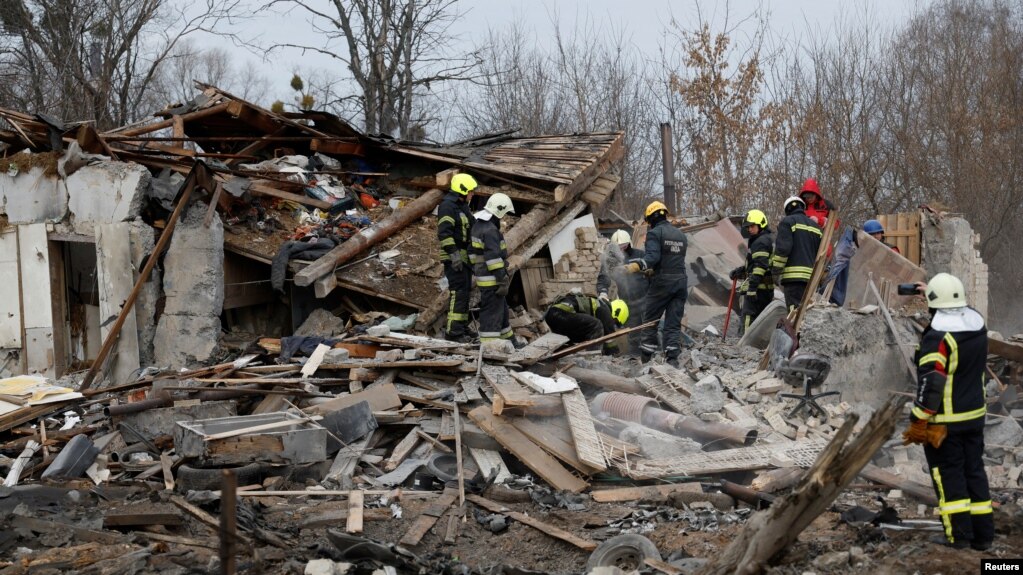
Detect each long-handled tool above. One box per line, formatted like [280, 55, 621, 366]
[722, 277, 738, 341]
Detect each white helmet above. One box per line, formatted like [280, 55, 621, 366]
[611, 230, 631, 246]
[484, 193, 515, 219]
[925, 273, 967, 309]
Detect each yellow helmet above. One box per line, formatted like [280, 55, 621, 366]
[744, 209, 768, 228]
[644, 201, 668, 219]
[450, 173, 478, 195]
[610, 299, 629, 326]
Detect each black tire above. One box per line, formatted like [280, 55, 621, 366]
[585, 534, 660, 571]
[176, 462, 265, 492]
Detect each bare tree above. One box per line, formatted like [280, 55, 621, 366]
[0, 0, 246, 129]
[261, 0, 480, 139]
[149, 39, 272, 109]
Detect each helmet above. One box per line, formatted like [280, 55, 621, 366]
[610, 230, 631, 246]
[450, 173, 477, 195]
[744, 209, 768, 228]
[863, 219, 884, 235]
[801, 178, 821, 198]
[610, 299, 629, 326]
[783, 196, 805, 214]
[645, 201, 668, 219]
[925, 273, 967, 309]
[484, 193, 515, 219]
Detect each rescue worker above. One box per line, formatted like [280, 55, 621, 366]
[771, 196, 822, 311]
[729, 209, 774, 334]
[470, 193, 515, 345]
[902, 273, 993, 551]
[799, 178, 836, 228]
[437, 173, 476, 342]
[597, 229, 646, 355]
[623, 201, 688, 368]
[863, 219, 901, 254]
[544, 294, 628, 354]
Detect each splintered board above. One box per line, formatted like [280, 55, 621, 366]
[629, 439, 829, 479]
[467, 406, 588, 493]
[482, 366, 534, 414]
[507, 333, 569, 365]
[561, 389, 607, 471]
[645, 365, 694, 413]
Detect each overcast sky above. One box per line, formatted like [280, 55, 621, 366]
[216, 0, 930, 109]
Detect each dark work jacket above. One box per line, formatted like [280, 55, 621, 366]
[469, 217, 507, 288]
[550, 294, 617, 336]
[641, 219, 687, 276]
[743, 229, 774, 296]
[771, 208, 821, 284]
[912, 308, 988, 432]
[597, 245, 648, 301]
[437, 192, 473, 263]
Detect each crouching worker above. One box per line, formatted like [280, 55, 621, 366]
[544, 294, 628, 355]
[903, 273, 993, 551]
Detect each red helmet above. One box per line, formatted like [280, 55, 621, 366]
[800, 178, 822, 201]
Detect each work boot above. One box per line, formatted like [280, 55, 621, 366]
[971, 540, 993, 551]
[928, 534, 969, 549]
[511, 337, 527, 350]
[666, 357, 681, 369]
[445, 331, 473, 344]
[641, 353, 653, 364]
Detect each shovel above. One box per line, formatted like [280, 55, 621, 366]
[722, 277, 737, 341]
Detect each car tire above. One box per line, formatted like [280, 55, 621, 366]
[584, 533, 660, 571]
[176, 462, 265, 492]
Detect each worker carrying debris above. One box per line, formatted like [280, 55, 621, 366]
[863, 219, 901, 253]
[729, 209, 774, 334]
[544, 293, 628, 354]
[622, 201, 688, 368]
[438, 173, 477, 342]
[470, 193, 517, 346]
[597, 229, 647, 355]
[771, 196, 822, 311]
[903, 272, 993, 551]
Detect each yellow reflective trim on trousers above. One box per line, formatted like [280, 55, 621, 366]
[931, 467, 954, 541]
[751, 251, 771, 259]
[751, 268, 766, 276]
[553, 303, 574, 312]
[970, 500, 993, 515]
[932, 405, 986, 423]
[792, 224, 823, 236]
[440, 237, 456, 247]
[939, 499, 971, 515]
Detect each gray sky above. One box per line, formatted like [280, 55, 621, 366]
[211, 0, 928, 110]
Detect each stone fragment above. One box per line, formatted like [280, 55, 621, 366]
[755, 378, 785, 394]
[690, 375, 726, 414]
[324, 348, 350, 364]
[366, 325, 391, 337]
[813, 551, 849, 570]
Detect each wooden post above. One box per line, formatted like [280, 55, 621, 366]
[79, 163, 209, 391]
[293, 188, 444, 288]
[220, 469, 237, 575]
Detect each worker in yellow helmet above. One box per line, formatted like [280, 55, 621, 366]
[437, 173, 477, 342]
[729, 209, 775, 334]
[622, 201, 688, 368]
[597, 229, 647, 355]
[544, 294, 628, 354]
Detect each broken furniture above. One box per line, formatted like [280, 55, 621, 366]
[174, 412, 328, 465]
[777, 354, 839, 419]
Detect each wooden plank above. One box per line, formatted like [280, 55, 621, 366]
[561, 388, 607, 471]
[859, 463, 937, 505]
[302, 344, 331, 378]
[507, 333, 569, 366]
[509, 416, 600, 475]
[346, 490, 364, 533]
[160, 454, 175, 491]
[139, 532, 218, 549]
[203, 415, 322, 441]
[305, 383, 402, 416]
[466, 494, 597, 551]
[482, 366, 534, 414]
[468, 447, 512, 483]
[13, 515, 123, 544]
[468, 406, 588, 492]
[103, 511, 184, 527]
[300, 507, 391, 528]
[398, 487, 458, 546]
[591, 483, 703, 503]
[547, 320, 658, 361]
[383, 426, 421, 471]
[324, 434, 373, 488]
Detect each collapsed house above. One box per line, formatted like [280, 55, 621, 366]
[0, 87, 1021, 574]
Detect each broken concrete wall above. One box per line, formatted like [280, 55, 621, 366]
[128, 222, 159, 366]
[153, 202, 224, 367]
[920, 213, 988, 318]
[0, 166, 68, 223]
[66, 163, 150, 234]
[798, 306, 917, 409]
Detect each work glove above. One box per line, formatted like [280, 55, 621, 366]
[901, 419, 929, 446]
[624, 262, 642, 274]
[729, 266, 746, 280]
[926, 424, 948, 449]
[449, 258, 463, 272]
[495, 275, 511, 297]
[598, 292, 609, 302]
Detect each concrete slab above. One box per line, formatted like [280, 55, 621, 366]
[96, 223, 140, 386]
[66, 163, 149, 233]
[0, 167, 68, 223]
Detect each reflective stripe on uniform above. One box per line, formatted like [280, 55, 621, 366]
[943, 333, 958, 416]
[931, 467, 954, 542]
[477, 275, 497, 287]
[439, 215, 456, 226]
[970, 500, 993, 515]
[911, 406, 933, 421]
[486, 258, 505, 271]
[792, 223, 823, 236]
[553, 303, 574, 313]
[918, 352, 946, 368]
[751, 251, 771, 259]
[781, 265, 813, 280]
[932, 406, 986, 423]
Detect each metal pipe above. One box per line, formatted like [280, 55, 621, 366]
[719, 479, 775, 510]
[104, 396, 171, 417]
[591, 392, 757, 448]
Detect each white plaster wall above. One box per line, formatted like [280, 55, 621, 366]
[0, 167, 68, 223]
[66, 162, 150, 233]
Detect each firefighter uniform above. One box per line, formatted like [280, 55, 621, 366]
[771, 198, 822, 310]
[544, 294, 625, 354]
[635, 209, 688, 364]
[470, 203, 513, 343]
[911, 304, 993, 549]
[739, 226, 774, 333]
[597, 243, 647, 354]
[437, 191, 474, 339]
